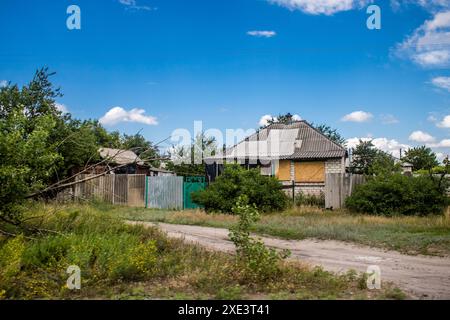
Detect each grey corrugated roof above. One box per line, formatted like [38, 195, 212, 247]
[210, 121, 346, 160]
[99, 148, 145, 165]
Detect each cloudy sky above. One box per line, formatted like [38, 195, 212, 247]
[1, 0, 450, 159]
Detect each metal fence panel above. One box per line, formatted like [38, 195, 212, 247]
[147, 176, 183, 210]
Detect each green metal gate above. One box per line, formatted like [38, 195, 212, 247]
[183, 176, 207, 209]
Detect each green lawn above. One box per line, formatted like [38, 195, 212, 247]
[0, 202, 404, 300]
[118, 206, 450, 256]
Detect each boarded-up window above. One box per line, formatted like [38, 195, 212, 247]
[276, 160, 291, 181]
[295, 161, 325, 183]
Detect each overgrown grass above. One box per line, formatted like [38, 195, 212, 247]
[119, 205, 450, 256]
[0, 202, 403, 300]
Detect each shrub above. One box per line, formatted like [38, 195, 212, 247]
[345, 174, 447, 216]
[192, 164, 289, 213]
[295, 192, 325, 208]
[229, 196, 290, 281]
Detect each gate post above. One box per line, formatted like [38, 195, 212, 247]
[144, 176, 148, 208]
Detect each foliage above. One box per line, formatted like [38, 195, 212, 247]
[0, 69, 63, 222]
[403, 146, 439, 172]
[295, 192, 325, 208]
[0, 69, 161, 222]
[0, 203, 397, 299]
[345, 174, 447, 216]
[313, 124, 346, 147]
[122, 205, 450, 256]
[191, 164, 289, 213]
[166, 132, 217, 177]
[120, 133, 160, 166]
[350, 139, 397, 175]
[229, 196, 289, 281]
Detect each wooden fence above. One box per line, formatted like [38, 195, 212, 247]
[325, 173, 365, 209]
[72, 174, 194, 210]
[74, 174, 146, 207]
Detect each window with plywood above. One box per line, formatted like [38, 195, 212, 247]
[276, 160, 291, 181]
[294, 161, 325, 183]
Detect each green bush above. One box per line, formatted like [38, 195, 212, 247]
[192, 164, 289, 213]
[295, 192, 325, 208]
[345, 174, 447, 216]
[229, 196, 290, 281]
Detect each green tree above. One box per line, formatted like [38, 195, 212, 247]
[403, 146, 439, 172]
[314, 124, 347, 147]
[120, 133, 160, 166]
[0, 69, 62, 223]
[166, 133, 217, 176]
[350, 140, 380, 174]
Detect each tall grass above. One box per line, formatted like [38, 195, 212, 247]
[119, 206, 450, 256]
[0, 202, 403, 300]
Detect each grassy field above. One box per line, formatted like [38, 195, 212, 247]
[0, 202, 405, 300]
[119, 206, 450, 256]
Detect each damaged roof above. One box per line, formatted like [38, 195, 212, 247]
[210, 121, 346, 161]
[99, 148, 145, 165]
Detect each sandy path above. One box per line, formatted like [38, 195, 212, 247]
[129, 221, 450, 300]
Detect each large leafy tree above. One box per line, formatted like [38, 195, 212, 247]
[350, 139, 399, 175]
[403, 146, 439, 172]
[0, 69, 63, 222]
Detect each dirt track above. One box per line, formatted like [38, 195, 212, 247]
[129, 221, 450, 300]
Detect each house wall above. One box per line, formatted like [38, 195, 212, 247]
[279, 158, 345, 197]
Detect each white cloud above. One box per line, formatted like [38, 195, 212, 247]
[0, 80, 7, 87]
[55, 103, 69, 114]
[380, 114, 399, 124]
[431, 76, 450, 91]
[437, 115, 450, 128]
[347, 137, 411, 158]
[259, 115, 274, 127]
[341, 111, 373, 123]
[247, 30, 277, 38]
[428, 139, 450, 148]
[409, 130, 436, 143]
[118, 0, 153, 11]
[258, 114, 302, 126]
[99, 107, 158, 126]
[395, 10, 450, 67]
[268, 0, 372, 15]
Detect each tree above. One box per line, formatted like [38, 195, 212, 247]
[166, 133, 217, 176]
[350, 139, 404, 176]
[314, 124, 346, 147]
[403, 146, 439, 172]
[0, 69, 62, 223]
[120, 133, 160, 166]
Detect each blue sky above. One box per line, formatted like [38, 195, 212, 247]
[1, 0, 450, 159]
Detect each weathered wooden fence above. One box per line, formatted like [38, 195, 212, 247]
[325, 173, 365, 209]
[74, 174, 146, 207]
[72, 174, 203, 210]
[146, 176, 184, 210]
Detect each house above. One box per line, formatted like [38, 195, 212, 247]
[205, 121, 347, 196]
[74, 148, 175, 176]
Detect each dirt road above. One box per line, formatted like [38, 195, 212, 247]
[129, 221, 450, 299]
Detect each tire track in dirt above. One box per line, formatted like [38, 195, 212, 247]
[129, 221, 450, 300]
